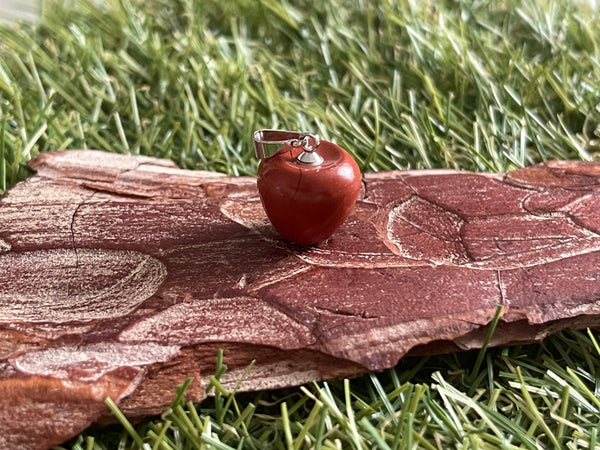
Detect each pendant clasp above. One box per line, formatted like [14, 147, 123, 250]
[253, 129, 323, 165]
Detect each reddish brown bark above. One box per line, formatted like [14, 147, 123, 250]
[2, 151, 600, 448]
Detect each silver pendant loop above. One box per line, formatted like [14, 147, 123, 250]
[253, 129, 323, 165]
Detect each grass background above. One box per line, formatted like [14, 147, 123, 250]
[1, 0, 600, 448]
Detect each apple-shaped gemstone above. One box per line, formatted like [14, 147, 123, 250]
[257, 140, 361, 245]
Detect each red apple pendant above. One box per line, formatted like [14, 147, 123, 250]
[254, 130, 361, 246]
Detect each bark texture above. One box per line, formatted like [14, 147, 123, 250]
[2, 151, 600, 448]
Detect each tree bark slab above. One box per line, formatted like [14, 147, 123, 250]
[2, 151, 600, 448]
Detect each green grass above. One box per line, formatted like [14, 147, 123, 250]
[1, 0, 600, 447]
[1, 0, 598, 191]
[59, 331, 600, 449]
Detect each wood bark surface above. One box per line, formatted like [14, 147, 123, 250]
[2, 150, 600, 448]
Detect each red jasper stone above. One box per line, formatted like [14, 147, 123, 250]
[257, 140, 362, 245]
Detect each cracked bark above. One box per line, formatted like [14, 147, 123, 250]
[2, 151, 600, 448]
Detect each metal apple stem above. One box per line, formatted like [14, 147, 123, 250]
[253, 129, 323, 165]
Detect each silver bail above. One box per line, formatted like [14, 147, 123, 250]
[253, 129, 323, 165]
